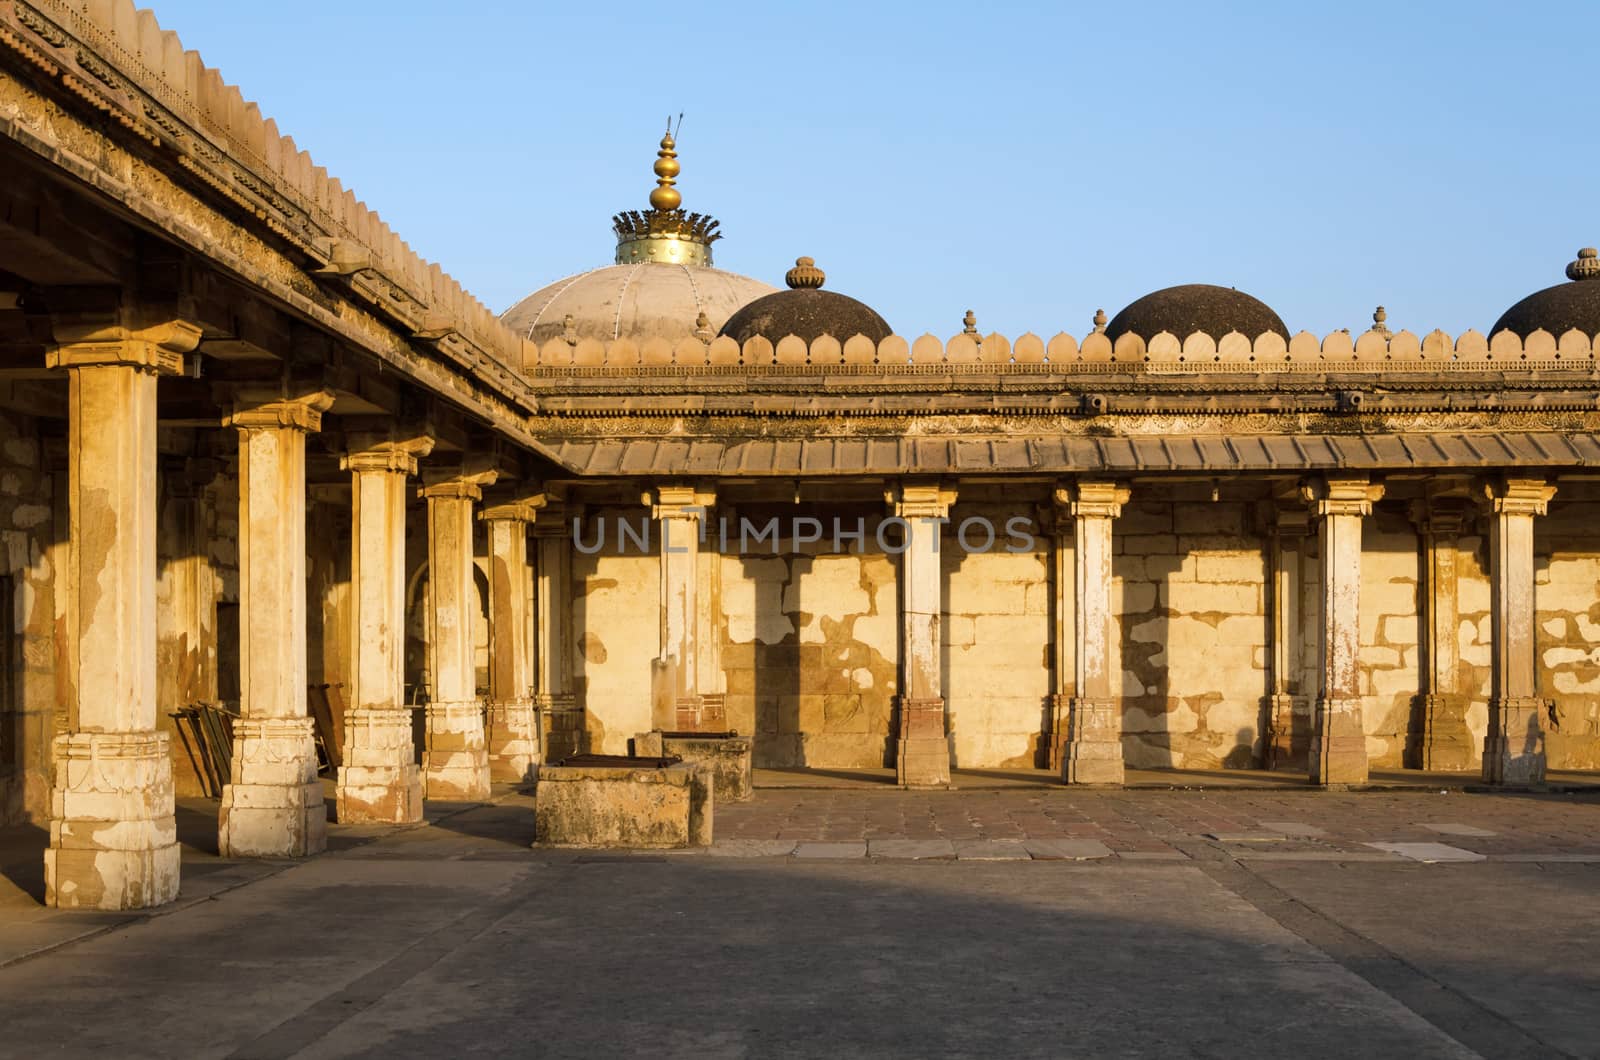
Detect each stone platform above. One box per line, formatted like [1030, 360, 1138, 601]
[636, 731, 754, 803]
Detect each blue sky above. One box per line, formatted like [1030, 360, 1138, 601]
[146, 0, 1596, 339]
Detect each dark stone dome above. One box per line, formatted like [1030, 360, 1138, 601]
[719, 257, 892, 344]
[1104, 283, 1288, 342]
[1490, 248, 1600, 338]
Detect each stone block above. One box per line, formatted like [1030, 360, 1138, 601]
[660, 734, 753, 802]
[534, 760, 712, 848]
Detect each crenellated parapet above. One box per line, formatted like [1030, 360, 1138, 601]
[529, 326, 1600, 373]
[0, 0, 527, 374]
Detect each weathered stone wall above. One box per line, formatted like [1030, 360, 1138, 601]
[1535, 493, 1600, 768]
[719, 507, 898, 769]
[571, 510, 658, 755]
[943, 502, 1049, 768]
[1357, 510, 1422, 767]
[0, 411, 57, 825]
[1115, 497, 1270, 770]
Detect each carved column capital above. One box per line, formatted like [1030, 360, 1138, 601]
[1301, 475, 1384, 518]
[1408, 497, 1471, 536]
[226, 389, 336, 433]
[46, 296, 203, 377]
[1052, 480, 1130, 520]
[419, 468, 498, 502]
[480, 493, 548, 524]
[338, 432, 435, 476]
[886, 481, 957, 520]
[649, 484, 716, 520]
[1479, 476, 1556, 517]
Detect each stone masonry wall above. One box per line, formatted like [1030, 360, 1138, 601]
[571, 510, 658, 755]
[943, 502, 1049, 769]
[1357, 510, 1422, 768]
[1535, 494, 1600, 769]
[719, 506, 898, 769]
[1115, 497, 1269, 770]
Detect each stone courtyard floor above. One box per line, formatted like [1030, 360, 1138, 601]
[0, 777, 1597, 1058]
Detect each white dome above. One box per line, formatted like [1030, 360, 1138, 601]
[501, 262, 777, 346]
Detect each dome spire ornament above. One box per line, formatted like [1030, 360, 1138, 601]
[612, 117, 722, 267]
[1567, 247, 1600, 282]
[1369, 305, 1392, 337]
[785, 256, 825, 290]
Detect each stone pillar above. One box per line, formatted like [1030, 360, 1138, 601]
[1480, 477, 1556, 785]
[1264, 507, 1312, 770]
[1409, 498, 1474, 771]
[888, 482, 956, 788]
[649, 485, 722, 732]
[1302, 475, 1383, 787]
[1054, 481, 1129, 785]
[44, 316, 199, 909]
[218, 391, 334, 857]
[534, 505, 582, 760]
[1046, 503, 1076, 771]
[419, 472, 496, 801]
[157, 455, 219, 798]
[335, 434, 434, 823]
[481, 497, 543, 782]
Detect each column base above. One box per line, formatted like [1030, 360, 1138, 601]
[218, 717, 327, 858]
[537, 693, 584, 763]
[45, 732, 180, 910]
[1311, 694, 1368, 786]
[895, 696, 950, 788]
[1482, 696, 1548, 785]
[1057, 696, 1125, 786]
[336, 707, 423, 823]
[423, 700, 491, 802]
[1264, 694, 1311, 771]
[487, 697, 541, 784]
[1408, 693, 1476, 772]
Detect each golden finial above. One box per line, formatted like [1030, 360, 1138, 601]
[649, 117, 682, 212]
[1092, 308, 1108, 333]
[786, 256, 825, 290]
[962, 310, 978, 335]
[1568, 247, 1600, 282]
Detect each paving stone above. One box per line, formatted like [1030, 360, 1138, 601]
[1256, 821, 1327, 837]
[1420, 823, 1497, 837]
[868, 840, 955, 860]
[1491, 853, 1600, 863]
[1204, 831, 1287, 842]
[1365, 842, 1487, 863]
[1116, 851, 1190, 860]
[953, 839, 1030, 861]
[792, 842, 866, 859]
[1024, 839, 1113, 861]
[707, 840, 798, 858]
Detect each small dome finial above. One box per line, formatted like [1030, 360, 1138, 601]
[963, 310, 978, 335]
[648, 119, 682, 212]
[1567, 247, 1600, 282]
[692, 310, 713, 342]
[1370, 305, 1391, 337]
[1092, 308, 1108, 333]
[786, 256, 825, 290]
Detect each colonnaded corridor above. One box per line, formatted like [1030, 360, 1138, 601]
[1, 782, 1597, 1059]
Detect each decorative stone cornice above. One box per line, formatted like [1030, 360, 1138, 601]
[1301, 475, 1384, 518]
[887, 482, 957, 520]
[1480, 476, 1556, 517]
[226, 390, 336, 433]
[1052, 480, 1130, 520]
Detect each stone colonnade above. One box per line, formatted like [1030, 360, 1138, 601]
[38, 318, 1566, 908]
